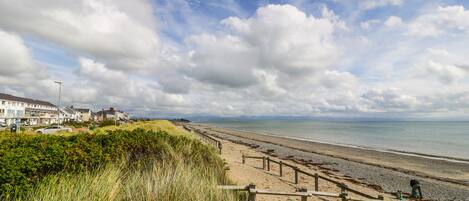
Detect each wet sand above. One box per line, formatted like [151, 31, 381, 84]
[189, 124, 469, 201]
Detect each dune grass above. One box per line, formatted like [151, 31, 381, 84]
[94, 120, 191, 137]
[20, 159, 240, 201]
[0, 120, 239, 200]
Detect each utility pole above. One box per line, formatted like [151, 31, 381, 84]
[54, 81, 62, 125]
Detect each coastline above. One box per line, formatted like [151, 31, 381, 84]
[190, 123, 469, 200]
[208, 125, 469, 164]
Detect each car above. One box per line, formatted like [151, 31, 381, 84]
[35, 125, 72, 134]
[0, 122, 7, 127]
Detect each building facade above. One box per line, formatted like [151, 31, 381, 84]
[0, 93, 58, 126]
[75, 108, 92, 122]
[95, 107, 130, 122]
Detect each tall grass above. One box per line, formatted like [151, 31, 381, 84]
[95, 120, 191, 137]
[20, 159, 241, 201]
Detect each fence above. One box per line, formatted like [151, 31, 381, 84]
[183, 125, 222, 154]
[242, 155, 384, 200]
[218, 184, 384, 201]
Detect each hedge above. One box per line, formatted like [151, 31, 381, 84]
[0, 129, 222, 198]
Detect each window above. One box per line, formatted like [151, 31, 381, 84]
[1, 101, 5, 105]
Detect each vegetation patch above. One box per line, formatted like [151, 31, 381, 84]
[0, 121, 225, 200]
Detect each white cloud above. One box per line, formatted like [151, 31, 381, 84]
[362, 88, 419, 111]
[384, 16, 403, 28]
[358, 0, 403, 10]
[3, 1, 469, 118]
[360, 19, 380, 30]
[409, 5, 469, 37]
[0, 29, 48, 85]
[186, 4, 342, 88]
[422, 61, 467, 84]
[0, 0, 160, 71]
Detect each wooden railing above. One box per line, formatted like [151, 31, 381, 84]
[218, 184, 384, 201]
[183, 125, 222, 154]
[242, 155, 384, 200]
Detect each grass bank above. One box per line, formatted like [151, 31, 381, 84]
[0, 121, 238, 200]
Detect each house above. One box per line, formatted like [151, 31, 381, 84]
[61, 106, 81, 122]
[0, 93, 58, 126]
[95, 107, 130, 122]
[75, 108, 92, 122]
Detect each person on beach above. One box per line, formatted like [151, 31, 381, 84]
[410, 179, 423, 199]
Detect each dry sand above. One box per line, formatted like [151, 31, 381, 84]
[187, 124, 469, 201]
[219, 130, 396, 201]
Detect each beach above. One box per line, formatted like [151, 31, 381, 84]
[189, 123, 469, 201]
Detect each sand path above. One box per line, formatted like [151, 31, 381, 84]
[219, 136, 397, 201]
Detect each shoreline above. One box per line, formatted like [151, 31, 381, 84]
[206, 125, 469, 164]
[189, 123, 469, 200]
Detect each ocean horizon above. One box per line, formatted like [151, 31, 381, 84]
[199, 119, 469, 160]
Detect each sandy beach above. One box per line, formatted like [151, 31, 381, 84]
[188, 123, 469, 201]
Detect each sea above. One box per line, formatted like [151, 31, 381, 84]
[199, 120, 469, 161]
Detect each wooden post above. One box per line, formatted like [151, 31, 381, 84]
[248, 184, 256, 201]
[267, 157, 270, 171]
[298, 188, 308, 201]
[279, 161, 283, 177]
[338, 183, 348, 201]
[262, 157, 266, 170]
[314, 173, 319, 191]
[294, 167, 299, 184]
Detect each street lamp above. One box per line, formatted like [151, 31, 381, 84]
[54, 81, 62, 125]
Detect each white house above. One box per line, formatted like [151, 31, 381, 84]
[0, 93, 58, 126]
[61, 106, 82, 122]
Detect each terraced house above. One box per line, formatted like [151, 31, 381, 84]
[0, 93, 58, 126]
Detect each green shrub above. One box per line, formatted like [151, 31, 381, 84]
[63, 121, 93, 128]
[99, 120, 117, 127]
[0, 129, 223, 198]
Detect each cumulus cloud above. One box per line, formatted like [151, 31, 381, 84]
[409, 5, 469, 37]
[360, 19, 380, 30]
[2, 1, 469, 118]
[0, 0, 160, 71]
[362, 88, 419, 111]
[384, 16, 403, 28]
[0, 29, 48, 85]
[358, 0, 403, 10]
[71, 57, 189, 111]
[186, 4, 342, 88]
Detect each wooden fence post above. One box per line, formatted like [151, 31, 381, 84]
[267, 157, 270, 171]
[314, 173, 319, 191]
[242, 155, 245, 164]
[294, 167, 299, 184]
[247, 184, 256, 201]
[262, 157, 266, 170]
[279, 161, 283, 177]
[338, 183, 348, 201]
[298, 188, 308, 201]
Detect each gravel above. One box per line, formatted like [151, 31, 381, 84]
[200, 126, 469, 201]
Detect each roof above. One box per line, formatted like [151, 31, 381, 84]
[0, 93, 56, 107]
[95, 109, 128, 116]
[62, 107, 78, 114]
[75, 108, 91, 113]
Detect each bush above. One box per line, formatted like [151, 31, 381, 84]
[0, 129, 223, 198]
[63, 121, 93, 128]
[99, 120, 117, 127]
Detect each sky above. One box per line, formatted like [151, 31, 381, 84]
[1, 0, 469, 119]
